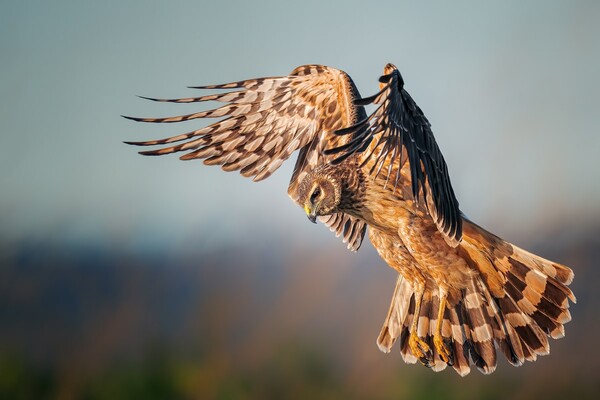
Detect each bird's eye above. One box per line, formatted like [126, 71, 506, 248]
[310, 187, 321, 204]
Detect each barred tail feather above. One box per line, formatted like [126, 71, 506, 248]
[446, 306, 470, 376]
[377, 219, 574, 376]
[377, 275, 413, 353]
[461, 219, 574, 368]
[376, 275, 419, 365]
[398, 296, 419, 365]
[416, 291, 447, 370]
[426, 293, 448, 372]
[462, 278, 497, 374]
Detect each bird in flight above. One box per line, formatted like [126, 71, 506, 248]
[124, 63, 575, 376]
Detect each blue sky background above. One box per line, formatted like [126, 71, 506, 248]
[1, 0, 599, 254]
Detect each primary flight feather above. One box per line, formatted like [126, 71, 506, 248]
[125, 63, 574, 376]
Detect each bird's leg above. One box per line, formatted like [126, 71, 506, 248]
[433, 287, 452, 364]
[408, 280, 431, 362]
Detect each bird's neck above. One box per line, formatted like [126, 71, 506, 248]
[337, 160, 366, 215]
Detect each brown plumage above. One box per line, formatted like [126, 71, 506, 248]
[125, 63, 575, 376]
[125, 64, 368, 251]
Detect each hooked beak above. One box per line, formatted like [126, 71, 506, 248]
[304, 205, 317, 224]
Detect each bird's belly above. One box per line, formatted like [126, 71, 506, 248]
[357, 185, 475, 298]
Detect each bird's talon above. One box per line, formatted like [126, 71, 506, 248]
[434, 334, 452, 364]
[409, 333, 431, 361]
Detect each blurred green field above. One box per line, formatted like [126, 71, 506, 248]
[0, 229, 596, 400]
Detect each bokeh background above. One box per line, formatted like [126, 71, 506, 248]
[1, 1, 599, 399]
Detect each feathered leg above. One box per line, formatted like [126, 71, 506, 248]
[433, 287, 452, 363]
[407, 279, 432, 363]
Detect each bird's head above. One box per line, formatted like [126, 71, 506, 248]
[297, 164, 342, 224]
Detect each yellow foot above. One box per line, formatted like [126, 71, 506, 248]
[433, 333, 452, 364]
[409, 333, 431, 362]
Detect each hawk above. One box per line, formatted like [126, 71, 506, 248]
[125, 63, 575, 376]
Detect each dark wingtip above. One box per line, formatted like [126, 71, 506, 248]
[378, 74, 392, 84]
[121, 114, 142, 122]
[334, 124, 358, 136]
[123, 140, 148, 146]
[329, 153, 351, 165]
[138, 150, 163, 156]
[354, 97, 373, 106]
[137, 95, 161, 102]
[123, 140, 162, 154]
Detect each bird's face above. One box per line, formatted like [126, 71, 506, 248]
[298, 167, 341, 223]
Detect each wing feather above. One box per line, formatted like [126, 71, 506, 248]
[326, 63, 462, 246]
[318, 213, 367, 252]
[125, 64, 368, 250]
[125, 70, 328, 181]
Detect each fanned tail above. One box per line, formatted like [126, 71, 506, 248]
[377, 219, 575, 376]
[460, 220, 574, 364]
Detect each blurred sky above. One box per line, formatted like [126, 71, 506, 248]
[1, 0, 599, 253]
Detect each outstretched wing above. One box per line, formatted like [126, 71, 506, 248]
[124, 64, 367, 251]
[326, 63, 462, 246]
